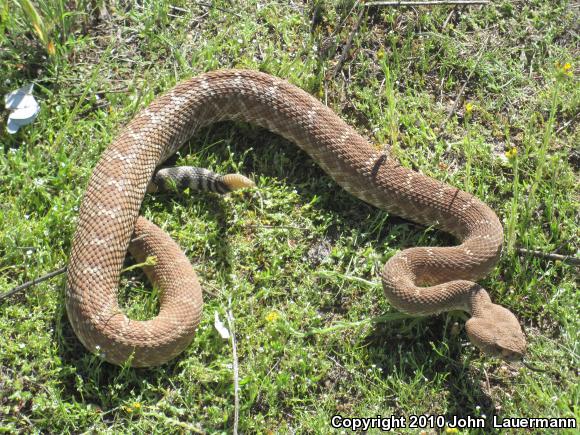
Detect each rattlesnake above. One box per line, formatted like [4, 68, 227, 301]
[66, 69, 526, 367]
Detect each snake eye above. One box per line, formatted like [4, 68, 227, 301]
[501, 348, 512, 359]
[500, 348, 522, 361]
[492, 345, 504, 357]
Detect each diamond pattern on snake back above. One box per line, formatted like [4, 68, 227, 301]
[66, 69, 504, 366]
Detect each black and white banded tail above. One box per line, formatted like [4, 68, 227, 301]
[148, 167, 254, 194]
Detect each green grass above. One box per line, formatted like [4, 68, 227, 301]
[1, 0, 578, 433]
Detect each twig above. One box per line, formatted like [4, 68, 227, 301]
[555, 110, 579, 134]
[196, 1, 243, 18]
[142, 412, 205, 433]
[130, 234, 147, 243]
[0, 365, 53, 396]
[67, 87, 130, 98]
[366, 1, 490, 6]
[310, 2, 323, 33]
[226, 305, 240, 435]
[0, 267, 67, 300]
[516, 248, 580, 266]
[442, 34, 490, 128]
[328, 0, 361, 42]
[315, 270, 380, 288]
[442, 8, 456, 29]
[287, 312, 414, 338]
[521, 359, 554, 375]
[169, 5, 188, 13]
[332, 6, 366, 78]
[481, 364, 491, 395]
[244, 224, 308, 231]
[0, 235, 156, 301]
[200, 281, 220, 297]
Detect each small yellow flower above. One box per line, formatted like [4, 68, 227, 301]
[47, 41, 56, 56]
[377, 48, 385, 60]
[124, 402, 142, 413]
[465, 102, 474, 114]
[505, 147, 518, 159]
[445, 428, 460, 434]
[265, 311, 280, 322]
[556, 61, 573, 77]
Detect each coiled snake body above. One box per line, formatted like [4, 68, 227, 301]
[66, 69, 526, 367]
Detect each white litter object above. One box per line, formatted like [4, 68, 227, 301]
[214, 311, 231, 340]
[4, 83, 40, 134]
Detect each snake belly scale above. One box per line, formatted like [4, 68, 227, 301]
[66, 69, 526, 367]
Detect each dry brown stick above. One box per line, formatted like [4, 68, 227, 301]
[66, 88, 130, 99]
[366, 1, 489, 6]
[195, 1, 243, 18]
[329, 0, 361, 42]
[244, 224, 308, 231]
[442, 8, 456, 28]
[516, 248, 580, 266]
[0, 235, 157, 301]
[332, 6, 366, 78]
[555, 110, 579, 134]
[0, 267, 67, 300]
[226, 305, 240, 435]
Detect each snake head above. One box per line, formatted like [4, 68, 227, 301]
[465, 304, 526, 361]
